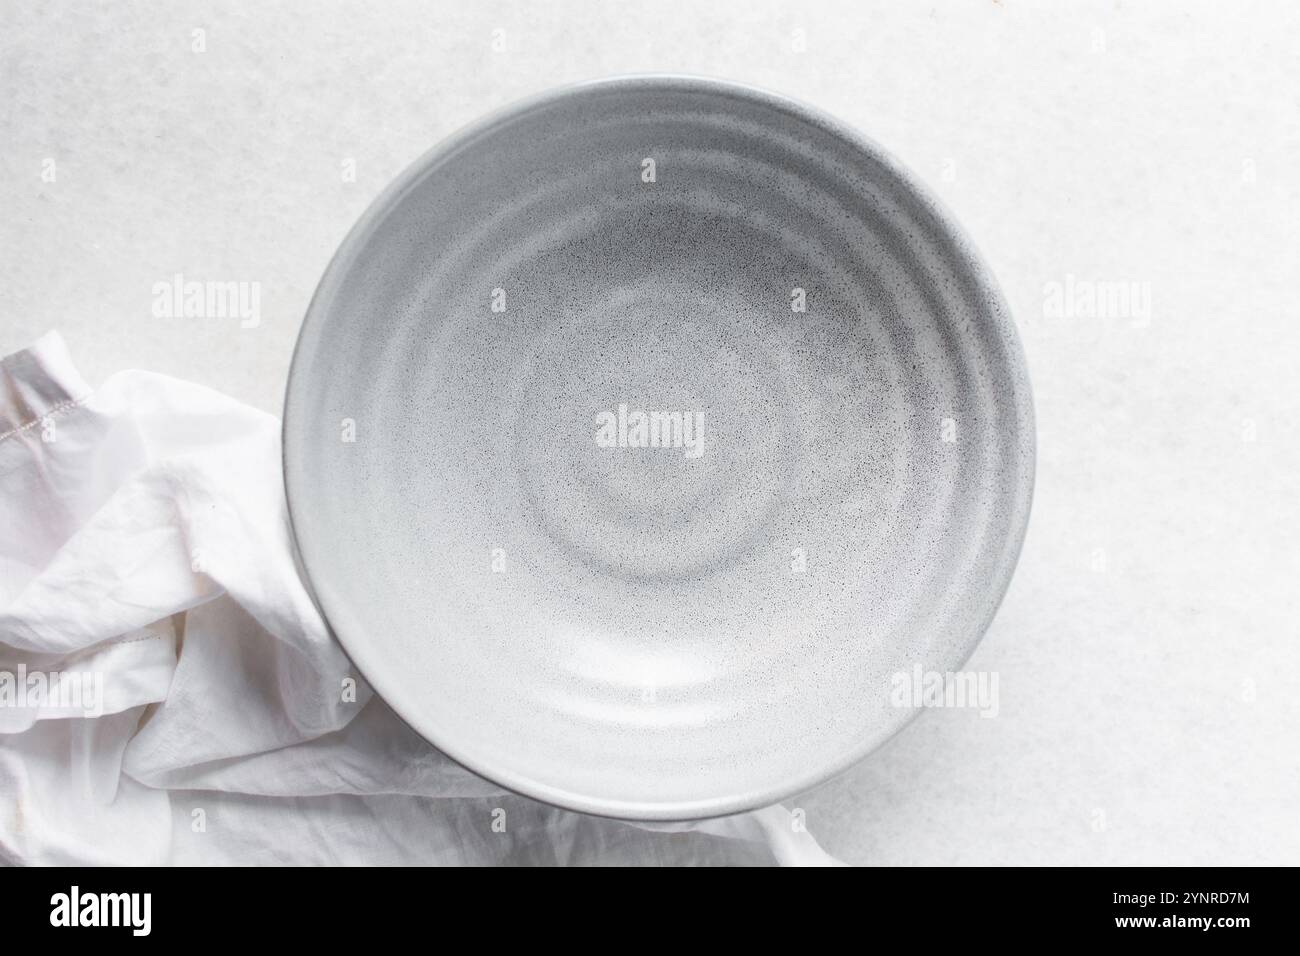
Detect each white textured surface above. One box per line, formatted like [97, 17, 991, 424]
[2, 0, 1297, 863]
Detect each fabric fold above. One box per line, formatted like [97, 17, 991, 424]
[0, 330, 843, 866]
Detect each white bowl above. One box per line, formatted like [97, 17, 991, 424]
[283, 76, 1035, 819]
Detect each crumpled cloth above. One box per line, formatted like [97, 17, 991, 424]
[0, 331, 841, 866]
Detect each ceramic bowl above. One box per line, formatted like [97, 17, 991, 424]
[283, 76, 1035, 820]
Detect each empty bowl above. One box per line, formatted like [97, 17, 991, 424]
[283, 75, 1035, 819]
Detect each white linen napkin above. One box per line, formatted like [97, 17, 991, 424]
[0, 331, 842, 866]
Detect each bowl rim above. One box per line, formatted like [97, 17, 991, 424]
[282, 73, 1037, 821]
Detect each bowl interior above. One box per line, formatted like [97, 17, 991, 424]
[284, 77, 1034, 818]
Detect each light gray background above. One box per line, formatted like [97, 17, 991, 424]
[3, 0, 1297, 864]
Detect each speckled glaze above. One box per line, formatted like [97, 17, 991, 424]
[283, 76, 1035, 820]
